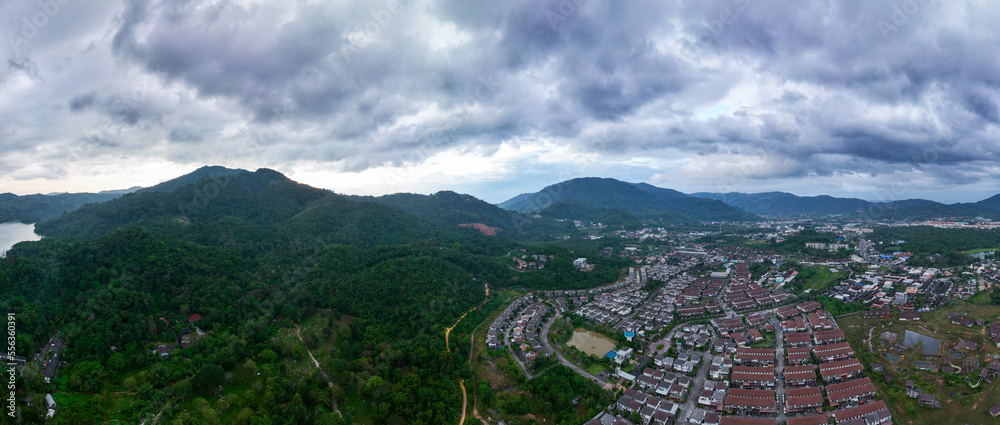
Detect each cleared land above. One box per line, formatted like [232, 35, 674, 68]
[839, 303, 1000, 425]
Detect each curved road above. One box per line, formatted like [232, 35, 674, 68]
[505, 325, 535, 379]
[539, 309, 611, 388]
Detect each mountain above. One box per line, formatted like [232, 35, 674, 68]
[137, 165, 251, 193]
[499, 177, 758, 222]
[977, 194, 1000, 212]
[4, 166, 628, 425]
[690, 191, 1000, 219]
[0, 190, 137, 223]
[0, 166, 251, 225]
[348, 190, 573, 238]
[35, 167, 480, 251]
[689, 192, 875, 216]
[536, 199, 642, 226]
[5, 169, 513, 424]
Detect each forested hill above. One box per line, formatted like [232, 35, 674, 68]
[1, 227, 498, 424]
[35, 168, 504, 252]
[0, 166, 248, 224]
[537, 199, 642, 226]
[348, 190, 574, 239]
[2, 167, 627, 424]
[0, 190, 136, 223]
[137, 165, 251, 193]
[498, 177, 758, 222]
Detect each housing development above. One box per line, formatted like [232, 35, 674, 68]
[486, 245, 902, 425]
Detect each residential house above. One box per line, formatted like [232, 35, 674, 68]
[826, 377, 878, 408]
[785, 386, 823, 413]
[831, 400, 892, 425]
[819, 358, 864, 382]
[723, 389, 776, 414]
[734, 348, 776, 366]
[730, 366, 776, 388]
[785, 346, 812, 365]
[813, 342, 855, 363]
[814, 329, 846, 345]
[784, 365, 818, 386]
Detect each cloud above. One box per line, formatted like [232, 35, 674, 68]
[0, 0, 999, 203]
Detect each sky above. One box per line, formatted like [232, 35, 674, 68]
[2, 0, 1000, 204]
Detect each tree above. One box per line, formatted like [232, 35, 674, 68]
[192, 363, 225, 396]
[478, 382, 492, 405]
[68, 361, 104, 393]
[363, 376, 385, 395]
[234, 408, 254, 425]
[284, 393, 308, 424]
[107, 352, 127, 374]
[236, 359, 259, 384]
[258, 349, 278, 364]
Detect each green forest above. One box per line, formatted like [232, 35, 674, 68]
[0, 169, 624, 425]
[873, 226, 1000, 266]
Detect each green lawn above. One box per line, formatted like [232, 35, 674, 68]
[586, 363, 607, 376]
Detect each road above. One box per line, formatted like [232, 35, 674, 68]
[540, 309, 611, 388]
[772, 318, 787, 424]
[679, 352, 712, 423]
[504, 322, 535, 379]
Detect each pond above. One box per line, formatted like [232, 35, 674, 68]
[567, 328, 618, 357]
[885, 353, 900, 363]
[903, 329, 941, 356]
[0, 222, 42, 257]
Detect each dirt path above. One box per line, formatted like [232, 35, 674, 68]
[467, 304, 489, 425]
[459, 380, 468, 425]
[446, 283, 490, 424]
[446, 284, 490, 352]
[294, 324, 342, 417]
[446, 309, 474, 352]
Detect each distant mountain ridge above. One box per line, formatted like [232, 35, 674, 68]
[498, 177, 759, 222]
[690, 191, 1000, 218]
[0, 165, 250, 224]
[347, 190, 586, 239]
[0, 190, 138, 223]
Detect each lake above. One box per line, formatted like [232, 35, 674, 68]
[0, 222, 42, 257]
[903, 329, 941, 356]
[566, 328, 617, 357]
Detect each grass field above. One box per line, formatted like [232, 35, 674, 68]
[786, 265, 849, 295]
[969, 290, 995, 304]
[839, 302, 1000, 425]
[586, 363, 608, 376]
[964, 248, 999, 255]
